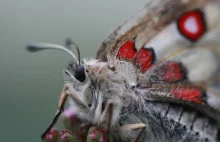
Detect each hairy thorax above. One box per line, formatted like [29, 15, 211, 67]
[64, 59, 220, 142]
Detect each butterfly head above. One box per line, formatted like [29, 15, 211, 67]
[63, 57, 125, 126]
[26, 39, 125, 127]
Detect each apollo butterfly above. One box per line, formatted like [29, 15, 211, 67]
[27, 0, 220, 141]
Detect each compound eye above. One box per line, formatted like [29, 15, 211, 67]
[74, 65, 86, 82]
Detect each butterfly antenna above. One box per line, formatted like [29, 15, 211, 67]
[65, 38, 81, 65]
[26, 41, 78, 63]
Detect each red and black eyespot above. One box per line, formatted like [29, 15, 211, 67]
[116, 39, 156, 73]
[117, 40, 137, 59]
[171, 87, 205, 104]
[135, 48, 156, 73]
[177, 9, 207, 42]
[162, 61, 187, 83]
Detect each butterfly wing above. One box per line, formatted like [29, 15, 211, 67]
[96, 0, 220, 121]
[96, 0, 162, 61]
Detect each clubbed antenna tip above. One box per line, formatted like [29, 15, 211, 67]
[26, 41, 78, 62]
[26, 41, 45, 52]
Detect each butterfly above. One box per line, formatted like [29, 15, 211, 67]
[27, 0, 220, 141]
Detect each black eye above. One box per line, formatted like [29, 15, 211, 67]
[74, 65, 86, 82]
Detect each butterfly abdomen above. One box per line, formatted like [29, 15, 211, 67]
[136, 101, 220, 142]
[117, 100, 219, 142]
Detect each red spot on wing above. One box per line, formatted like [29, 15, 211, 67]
[172, 88, 203, 103]
[135, 48, 155, 73]
[163, 62, 186, 82]
[177, 9, 206, 42]
[117, 40, 136, 59]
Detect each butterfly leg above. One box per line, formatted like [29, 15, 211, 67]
[121, 123, 146, 142]
[101, 100, 114, 142]
[132, 124, 146, 142]
[41, 85, 89, 140]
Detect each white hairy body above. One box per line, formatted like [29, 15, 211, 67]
[27, 0, 220, 141]
[63, 59, 220, 142]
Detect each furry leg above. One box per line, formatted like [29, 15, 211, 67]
[41, 86, 68, 139]
[66, 85, 89, 110]
[121, 123, 146, 142]
[41, 85, 89, 140]
[132, 124, 146, 142]
[101, 101, 114, 142]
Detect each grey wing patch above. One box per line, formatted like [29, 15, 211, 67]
[96, 0, 192, 61]
[96, 0, 154, 61]
[97, 30, 119, 61]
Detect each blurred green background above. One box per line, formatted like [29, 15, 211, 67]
[0, 0, 145, 141]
